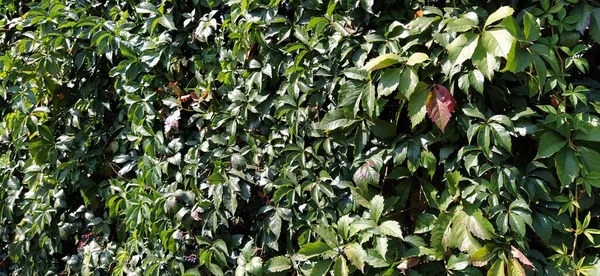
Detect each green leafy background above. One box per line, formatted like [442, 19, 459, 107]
[1, 0, 600, 275]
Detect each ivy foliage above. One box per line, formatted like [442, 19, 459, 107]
[2, 0, 600, 275]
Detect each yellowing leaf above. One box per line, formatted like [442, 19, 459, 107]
[344, 243, 367, 272]
[363, 54, 403, 71]
[406, 52, 429, 66]
[488, 259, 506, 276]
[425, 85, 456, 132]
[470, 245, 495, 267]
[508, 258, 526, 276]
[485, 6, 514, 28]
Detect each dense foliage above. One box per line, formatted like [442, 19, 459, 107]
[2, 0, 600, 275]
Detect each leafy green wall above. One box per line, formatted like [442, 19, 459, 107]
[1, 0, 600, 275]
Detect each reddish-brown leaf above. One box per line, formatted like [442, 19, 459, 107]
[511, 245, 536, 270]
[425, 85, 456, 132]
[397, 257, 420, 274]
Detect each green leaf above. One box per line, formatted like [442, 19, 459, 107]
[369, 119, 397, 138]
[579, 147, 600, 173]
[119, 42, 137, 59]
[536, 132, 566, 159]
[414, 213, 436, 234]
[458, 209, 496, 240]
[363, 54, 403, 71]
[343, 68, 369, 81]
[574, 127, 600, 142]
[344, 243, 367, 272]
[369, 195, 384, 224]
[349, 219, 377, 238]
[378, 68, 401, 97]
[158, 15, 177, 30]
[408, 82, 430, 128]
[311, 260, 333, 276]
[299, 241, 332, 258]
[473, 43, 500, 80]
[458, 74, 471, 93]
[183, 268, 202, 276]
[406, 52, 429, 66]
[447, 18, 478, 33]
[469, 69, 485, 94]
[340, 82, 366, 114]
[360, 0, 374, 14]
[575, 5, 592, 34]
[246, 257, 263, 274]
[208, 264, 224, 276]
[333, 257, 348, 276]
[555, 147, 580, 189]
[448, 220, 481, 254]
[490, 123, 511, 152]
[378, 220, 403, 239]
[353, 162, 380, 186]
[590, 7, 600, 44]
[485, 6, 514, 28]
[269, 211, 283, 238]
[533, 213, 552, 241]
[447, 254, 470, 271]
[321, 109, 357, 130]
[362, 83, 377, 117]
[265, 256, 292, 272]
[399, 68, 418, 99]
[136, 2, 158, 14]
[207, 171, 226, 184]
[448, 33, 479, 69]
[502, 42, 531, 73]
[532, 55, 547, 90]
[523, 11, 541, 41]
[482, 29, 514, 58]
[431, 213, 452, 252]
[294, 26, 310, 45]
[508, 213, 527, 237]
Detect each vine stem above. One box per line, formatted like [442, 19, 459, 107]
[570, 183, 579, 273]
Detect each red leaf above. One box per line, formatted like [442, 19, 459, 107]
[511, 245, 536, 270]
[425, 85, 456, 132]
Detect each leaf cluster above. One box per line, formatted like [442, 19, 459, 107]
[2, 0, 600, 275]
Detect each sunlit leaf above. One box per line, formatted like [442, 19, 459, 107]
[425, 85, 457, 132]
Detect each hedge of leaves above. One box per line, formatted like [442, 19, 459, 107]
[2, 0, 600, 275]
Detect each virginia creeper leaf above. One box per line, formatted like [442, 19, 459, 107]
[425, 85, 456, 132]
[363, 54, 403, 71]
